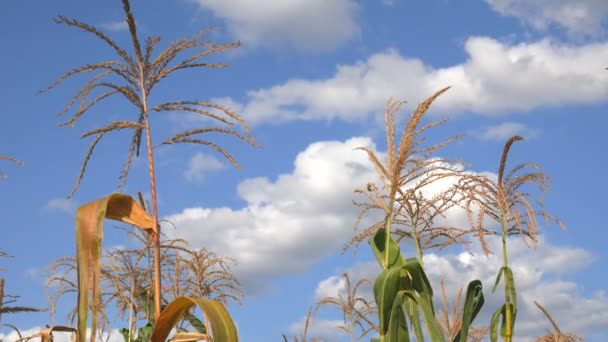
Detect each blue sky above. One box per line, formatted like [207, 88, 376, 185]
[1, 0, 607, 341]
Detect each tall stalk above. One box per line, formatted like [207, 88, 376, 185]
[460, 135, 566, 341]
[499, 214, 512, 341]
[42, 0, 256, 327]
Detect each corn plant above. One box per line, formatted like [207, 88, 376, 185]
[344, 90, 468, 263]
[282, 307, 323, 342]
[42, 0, 255, 340]
[458, 136, 565, 342]
[349, 88, 485, 342]
[314, 272, 377, 341]
[437, 280, 488, 342]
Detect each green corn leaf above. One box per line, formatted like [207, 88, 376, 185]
[184, 310, 207, 334]
[490, 304, 502, 342]
[503, 266, 517, 308]
[453, 280, 484, 342]
[403, 257, 434, 300]
[151, 296, 238, 342]
[369, 228, 404, 270]
[490, 303, 516, 342]
[492, 266, 506, 293]
[386, 291, 410, 342]
[374, 267, 403, 334]
[405, 297, 424, 342]
[119, 321, 153, 342]
[402, 290, 446, 342]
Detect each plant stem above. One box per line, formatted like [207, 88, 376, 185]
[143, 115, 162, 320]
[349, 315, 355, 342]
[500, 214, 512, 342]
[384, 205, 394, 270]
[140, 84, 162, 320]
[411, 218, 423, 266]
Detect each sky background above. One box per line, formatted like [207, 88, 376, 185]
[1, 0, 607, 341]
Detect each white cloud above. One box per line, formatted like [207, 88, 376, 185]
[184, 152, 226, 183]
[485, 0, 608, 37]
[307, 236, 606, 340]
[287, 316, 347, 341]
[166, 137, 382, 293]
[43, 198, 77, 214]
[215, 37, 608, 125]
[100, 20, 128, 32]
[313, 262, 377, 303]
[477, 122, 540, 141]
[166, 137, 486, 294]
[193, 0, 359, 51]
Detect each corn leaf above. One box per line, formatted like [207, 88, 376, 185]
[373, 267, 403, 335]
[503, 266, 517, 308]
[405, 296, 424, 342]
[75, 193, 154, 342]
[492, 266, 506, 293]
[454, 280, 484, 342]
[369, 228, 404, 270]
[151, 296, 238, 342]
[490, 303, 516, 342]
[386, 291, 410, 342]
[402, 290, 446, 342]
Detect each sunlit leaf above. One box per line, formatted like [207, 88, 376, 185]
[75, 193, 153, 342]
[373, 267, 402, 335]
[490, 303, 516, 342]
[151, 296, 237, 342]
[369, 228, 404, 270]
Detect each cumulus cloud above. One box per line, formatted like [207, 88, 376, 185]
[287, 316, 347, 340]
[166, 137, 382, 292]
[212, 37, 608, 125]
[184, 152, 226, 183]
[43, 198, 77, 214]
[193, 0, 359, 51]
[477, 121, 540, 141]
[165, 136, 490, 294]
[307, 236, 605, 340]
[485, 0, 608, 37]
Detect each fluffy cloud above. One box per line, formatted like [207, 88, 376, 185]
[193, 0, 359, 51]
[306, 236, 605, 340]
[476, 121, 540, 141]
[485, 0, 608, 37]
[184, 152, 226, 183]
[287, 316, 346, 340]
[165, 136, 492, 295]
[165, 137, 381, 292]
[43, 198, 77, 214]
[214, 37, 608, 125]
